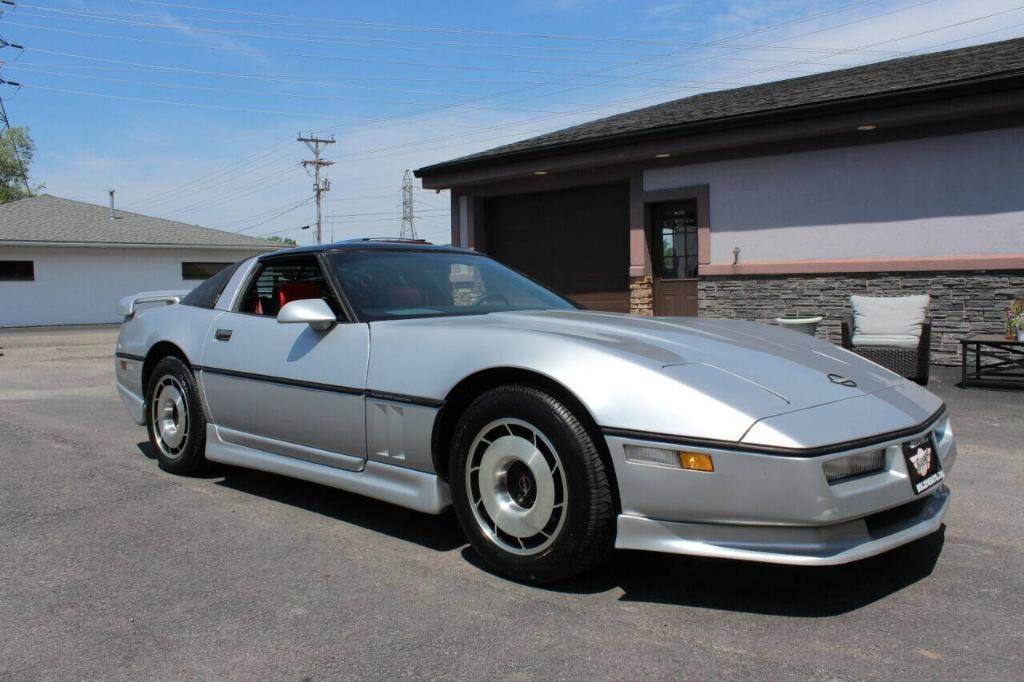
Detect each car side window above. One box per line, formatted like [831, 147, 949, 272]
[237, 256, 340, 318]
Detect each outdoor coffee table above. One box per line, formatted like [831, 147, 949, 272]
[959, 334, 1024, 389]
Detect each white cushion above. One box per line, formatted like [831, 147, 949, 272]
[852, 333, 920, 348]
[851, 295, 929, 340]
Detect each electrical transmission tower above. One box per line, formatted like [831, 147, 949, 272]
[400, 169, 417, 240]
[0, 2, 30, 195]
[297, 134, 335, 244]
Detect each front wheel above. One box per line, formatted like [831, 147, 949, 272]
[146, 356, 207, 474]
[449, 385, 616, 584]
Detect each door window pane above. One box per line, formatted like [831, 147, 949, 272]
[655, 201, 698, 279]
[238, 257, 338, 318]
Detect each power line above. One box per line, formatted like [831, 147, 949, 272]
[21, 83, 340, 118]
[26, 0, 912, 215]
[122, 0, 912, 54]
[51, 0, 1003, 231]
[295, 0, 945, 154]
[13, 20, 881, 84]
[126, 143, 298, 210]
[231, 196, 313, 233]
[157, 6, 1013, 234]
[10, 7, 916, 60]
[306, 2, 1011, 165]
[10, 65, 588, 115]
[17, 1, 887, 57]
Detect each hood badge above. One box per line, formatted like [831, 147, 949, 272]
[828, 373, 857, 387]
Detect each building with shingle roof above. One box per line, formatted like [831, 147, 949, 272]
[1, 194, 277, 327]
[416, 37, 1024, 365]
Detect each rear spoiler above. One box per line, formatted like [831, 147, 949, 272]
[117, 290, 190, 318]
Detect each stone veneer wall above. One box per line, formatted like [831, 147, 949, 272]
[629, 276, 654, 316]
[698, 270, 1024, 366]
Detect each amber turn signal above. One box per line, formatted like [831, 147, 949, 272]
[679, 452, 714, 472]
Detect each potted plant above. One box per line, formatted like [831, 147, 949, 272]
[1009, 298, 1024, 341]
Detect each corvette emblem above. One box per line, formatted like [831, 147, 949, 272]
[827, 373, 857, 387]
[909, 447, 932, 477]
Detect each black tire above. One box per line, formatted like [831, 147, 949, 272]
[449, 384, 615, 584]
[145, 355, 207, 475]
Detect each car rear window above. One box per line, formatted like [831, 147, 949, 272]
[181, 260, 243, 309]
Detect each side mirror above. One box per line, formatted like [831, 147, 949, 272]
[277, 298, 337, 332]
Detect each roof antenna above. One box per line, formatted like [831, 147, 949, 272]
[108, 189, 117, 220]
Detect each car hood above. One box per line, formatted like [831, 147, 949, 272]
[371, 309, 940, 445]
[480, 309, 904, 414]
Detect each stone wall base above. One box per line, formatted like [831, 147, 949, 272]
[629, 276, 654, 316]
[698, 270, 1024, 366]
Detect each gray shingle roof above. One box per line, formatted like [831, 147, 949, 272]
[0, 194, 278, 249]
[417, 37, 1024, 175]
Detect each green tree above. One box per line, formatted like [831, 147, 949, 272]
[267, 236, 298, 246]
[0, 127, 40, 204]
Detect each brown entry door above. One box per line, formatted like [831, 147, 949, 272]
[651, 200, 698, 317]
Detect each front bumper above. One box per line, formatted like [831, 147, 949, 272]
[605, 415, 955, 565]
[616, 485, 948, 565]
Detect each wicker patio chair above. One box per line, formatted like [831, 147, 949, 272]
[840, 295, 931, 386]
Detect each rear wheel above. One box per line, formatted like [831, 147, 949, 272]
[146, 356, 207, 474]
[450, 384, 615, 584]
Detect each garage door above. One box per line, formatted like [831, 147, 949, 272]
[482, 183, 629, 313]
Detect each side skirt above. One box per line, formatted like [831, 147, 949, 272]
[204, 424, 452, 515]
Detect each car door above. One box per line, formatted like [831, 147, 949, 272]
[199, 253, 369, 472]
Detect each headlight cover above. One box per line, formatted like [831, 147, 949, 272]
[822, 449, 886, 484]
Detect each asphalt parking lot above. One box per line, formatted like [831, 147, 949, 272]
[1, 325, 1023, 680]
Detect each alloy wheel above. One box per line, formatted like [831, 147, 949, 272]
[151, 375, 190, 459]
[465, 418, 567, 556]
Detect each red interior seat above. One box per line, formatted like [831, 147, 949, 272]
[387, 286, 422, 307]
[277, 281, 322, 309]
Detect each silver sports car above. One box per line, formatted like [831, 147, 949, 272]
[115, 240, 955, 583]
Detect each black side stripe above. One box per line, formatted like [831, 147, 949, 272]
[602, 406, 945, 459]
[194, 365, 443, 408]
[365, 389, 444, 407]
[115, 352, 146, 362]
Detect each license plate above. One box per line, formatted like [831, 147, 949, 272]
[901, 433, 944, 495]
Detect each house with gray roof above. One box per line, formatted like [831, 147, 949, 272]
[0, 194, 277, 327]
[416, 37, 1024, 364]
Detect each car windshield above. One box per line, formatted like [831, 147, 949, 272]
[327, 249, 576, 320]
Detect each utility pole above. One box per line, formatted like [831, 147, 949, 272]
[400, 169, 417, 240]
[297, 134, 335, 244]
[0, 3, 30, 195]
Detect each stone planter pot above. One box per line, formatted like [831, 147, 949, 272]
[775, 316, 824, 336]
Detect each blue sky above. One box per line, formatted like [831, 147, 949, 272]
[3, 0, 1023, 245]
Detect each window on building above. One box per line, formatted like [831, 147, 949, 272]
[0, 260, 34, 281]
[181, 262, 232, 280]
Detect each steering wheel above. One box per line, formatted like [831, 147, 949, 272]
[475, 292, 510, 307]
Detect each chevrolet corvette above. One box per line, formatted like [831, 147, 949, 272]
[115, 240, 954, 583]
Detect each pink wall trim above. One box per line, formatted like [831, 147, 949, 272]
[700, 254, 1024, 276]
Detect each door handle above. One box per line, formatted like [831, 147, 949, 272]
[214, 329, 233, 341]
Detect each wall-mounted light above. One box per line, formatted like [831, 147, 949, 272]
[732, 246, 741, 265]
[533, 170, 548, 176]
[857, 124, 877, 131]
[655, 153, 672, 158]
